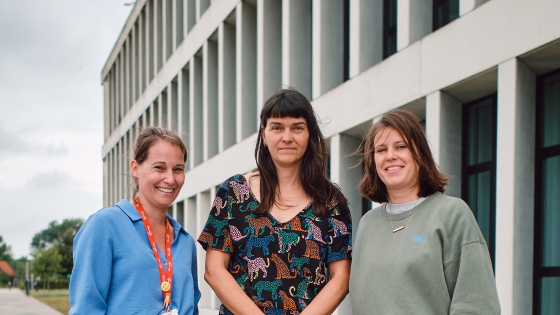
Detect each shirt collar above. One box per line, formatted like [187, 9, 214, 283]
[116, 199, 189, 237]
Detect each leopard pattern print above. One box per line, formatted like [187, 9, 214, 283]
[246, 216, 274, 237]
[199, 231, 218, 247]
[230, 180, 251, 203]
[302, 239, 321, 259]
[269, 253, 297, 279]
[289, 277, 313, 299]
[252, 296, 274, 312]
[274, 228, 300, 253]
[222, 229, 233, 252]
[236, 273, 249, 290]
[328, 217, 350, 236]
[240, 235, 275, 257]
[297, 298, 308, 311]
[303, 218, 325, 244]
[286, 217, 306, 232]
[327, 247, 347, 262]
[252, 279, 282, 300]
[229, 225, 249, 241]
[243, 256, 269, 281]
[289, 256, 309, 275]
[278, 290, 298, 312]
[314, 266, 325, 285]
[212, 196, 227, 216]
[204, 216, 229, 236]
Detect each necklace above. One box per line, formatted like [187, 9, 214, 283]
[389, 199, 419, 233]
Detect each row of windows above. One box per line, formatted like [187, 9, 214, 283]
[106, 0, 472, 140]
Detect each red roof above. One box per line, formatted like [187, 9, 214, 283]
[0, 261, 16, 277]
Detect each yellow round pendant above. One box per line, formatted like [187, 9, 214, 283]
[160, 281, 171, 292]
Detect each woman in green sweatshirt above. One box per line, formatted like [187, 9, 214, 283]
[349, 109, 500, 314]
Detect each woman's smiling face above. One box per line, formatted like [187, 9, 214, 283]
[373, 127, 419, 196]
[132, 140, 185, 211]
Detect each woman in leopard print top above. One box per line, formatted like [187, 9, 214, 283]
[198, 89, 352, 315]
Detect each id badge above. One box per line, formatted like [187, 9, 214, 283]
[158, 308, 178, 315]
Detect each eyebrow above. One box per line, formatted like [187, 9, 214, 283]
[152, 161, 185, 167]
[268, 121, 307, 126]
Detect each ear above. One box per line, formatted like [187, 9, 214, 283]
[131, 160, 139, 178]
[260, 127, 267, 146]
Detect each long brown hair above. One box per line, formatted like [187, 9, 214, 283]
[254, 88, 348, 216]
[131, 127, 188, 199]
[359, 109, 448, 203]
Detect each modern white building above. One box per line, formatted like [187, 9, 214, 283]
[101, 0, 560, 313]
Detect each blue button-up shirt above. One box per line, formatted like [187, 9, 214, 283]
[70, 199, 200, 315]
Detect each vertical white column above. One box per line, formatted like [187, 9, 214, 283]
[156, 0, 163, 72]
[312, 0, 344, 100]
[282, 0, 312, 98]
[119, 53, 125, 123]
[349, 0, 383, 79]
[495, 58, 536, 315]
[148, 0, 155, 82]
[218, 22, 236, 152]
[397, 0, 432, 52]
[190, 55, 203, 168]
[203, 40, 218, 161]
[257, 0, 282, 114]
[103, 79, 110, 140]
[196, 191, 211, 308]
[459, 0, 488, 16]
[140, 11, 146, 94]
[329, 133, 361, 315]
[134, 22, 140, 102]
[236, 1, 257, 142]
[425, 91, 463, 198]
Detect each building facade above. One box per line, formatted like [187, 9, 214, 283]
[101, 0, 560, 313]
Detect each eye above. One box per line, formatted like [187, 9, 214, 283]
[376, 148, 386, 153]
[154, 165, 164, 170]
[272, 126, 281, 131]
[397, 144, 407, 149]
[174, 167, 184, 172]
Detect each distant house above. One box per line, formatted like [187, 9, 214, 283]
[0, 261, 16, 279]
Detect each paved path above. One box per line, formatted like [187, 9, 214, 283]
[0, 288, 63, 315]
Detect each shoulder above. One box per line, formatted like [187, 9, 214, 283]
[429, 193, 474, 221]
[427, 193, 484, 243]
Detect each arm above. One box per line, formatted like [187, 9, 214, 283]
[204, 248, 264, 315]
[300, 259, 350, 315]
[445, 242, 501, 314]
[69, 213, 112, 315]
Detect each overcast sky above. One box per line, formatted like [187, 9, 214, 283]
[0, 1, 133, 258]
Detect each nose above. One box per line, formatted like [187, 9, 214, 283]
[163, 169, 176, 185]
[386, 148, 397, 161]
[281, 129, 293, 142]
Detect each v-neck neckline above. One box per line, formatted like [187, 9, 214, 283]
[240, 174, 314, 224]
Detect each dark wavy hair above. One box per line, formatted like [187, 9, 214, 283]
[359, 109, 448, 203]
[253, 88, 349, 217]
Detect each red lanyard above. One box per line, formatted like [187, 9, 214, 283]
[133, 198, 173, 310]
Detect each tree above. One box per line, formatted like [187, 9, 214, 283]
[31, 218, 84, 277]
[0, 236, 14, 285]
[31, 247, 64, 290]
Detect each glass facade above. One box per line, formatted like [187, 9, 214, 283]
[535, 70, 560, 315]
[433, 0, 459, 31]
[383, 0, 397, 59]
[462, 94, 497, 266]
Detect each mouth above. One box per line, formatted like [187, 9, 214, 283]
[156, 187, 175, 194]
[385, 166, 404, 172]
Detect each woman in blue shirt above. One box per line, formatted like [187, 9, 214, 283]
[70, 127, 200, 315]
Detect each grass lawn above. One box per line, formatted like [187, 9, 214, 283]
[30, 289, 70, 314]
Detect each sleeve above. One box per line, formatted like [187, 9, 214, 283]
[69, 212, 113, 315]
[191, 238, 201, 315]
[444, 242, 501, 314]
[197, 178, 233, 253]
[326, 204, 353, 263]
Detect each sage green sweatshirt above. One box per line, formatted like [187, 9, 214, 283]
[349, 192, 500, 315]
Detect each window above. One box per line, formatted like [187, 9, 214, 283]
[462, 94, 497, 266]
[433, 0, 459, 31]
[534, 69, 560, 315]
[343, 0, 350, 81]
[383, 0, 397, 59]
